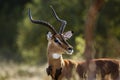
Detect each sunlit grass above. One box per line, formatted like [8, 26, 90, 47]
[0, 61, 119, 80]
[0, 62, 50, 80]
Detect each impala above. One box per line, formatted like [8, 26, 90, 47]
[28, 6, 120, 80]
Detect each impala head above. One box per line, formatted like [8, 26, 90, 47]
[28, 6, 73, 55]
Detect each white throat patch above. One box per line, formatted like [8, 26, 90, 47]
[52, 53, 62, 59]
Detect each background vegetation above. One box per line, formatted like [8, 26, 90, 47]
[0, 0, 120, 80]
[0, 0, 120, 68]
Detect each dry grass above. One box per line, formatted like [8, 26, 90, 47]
[0, 62, 51, 80]
[0, 61, 119, 80]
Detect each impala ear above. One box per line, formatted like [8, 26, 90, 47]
[63, 31, 73, 40]
[47, 32, 53, 40]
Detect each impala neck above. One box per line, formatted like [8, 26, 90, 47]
[47, 52, 64, 68]
[47, 42, 65, 68]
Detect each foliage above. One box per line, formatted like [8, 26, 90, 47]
[0, 0, 120, 64]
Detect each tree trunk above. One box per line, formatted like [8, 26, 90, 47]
[84, 0, 104, 79]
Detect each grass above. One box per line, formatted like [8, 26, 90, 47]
[0, 62, 51, 80]
[0, 61, 119, 80]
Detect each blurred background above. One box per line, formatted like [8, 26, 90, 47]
[0, 0, 120, 80]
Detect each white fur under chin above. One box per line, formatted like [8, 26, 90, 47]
[52, 53, 62, 59]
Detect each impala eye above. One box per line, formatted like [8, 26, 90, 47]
[54, 38, 61, 45]
[54, 38, 59, 43]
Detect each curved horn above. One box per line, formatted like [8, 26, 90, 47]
[50, 6, 67, 34]
[28, 8, 57, 34]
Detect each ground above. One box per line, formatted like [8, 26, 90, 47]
[0, 62, 51, 80]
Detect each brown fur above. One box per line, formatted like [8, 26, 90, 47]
[47, 58, 120, 80]
[77, 59, 120, 80]
[46, 34, 120, 80]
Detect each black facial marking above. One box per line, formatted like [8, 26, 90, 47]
[54, 38, 62, 45]
[60, 34, 69, 46]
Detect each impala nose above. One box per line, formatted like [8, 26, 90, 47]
[68, 47, 73, 51]
[67, 47, 73, 55]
